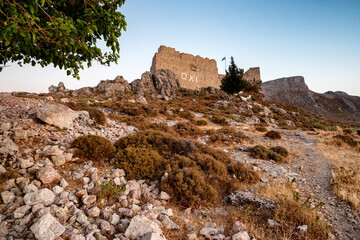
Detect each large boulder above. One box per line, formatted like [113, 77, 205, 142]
[153, 69, 180, 97]
[131, 70, 180, 98]
[37, 103, 76, 129]
[30, 213, 65, 240]
[95, 76, 131, 97]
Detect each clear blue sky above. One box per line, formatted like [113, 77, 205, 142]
[1, 0, 360, 96]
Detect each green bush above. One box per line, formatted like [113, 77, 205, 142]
[265, 130, 282, 140]
[115, 147, 167, 181]
[71, 135, 115, 161]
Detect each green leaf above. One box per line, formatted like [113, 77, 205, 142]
[60, 25, 69, 31]
[66, 70, 71, 75]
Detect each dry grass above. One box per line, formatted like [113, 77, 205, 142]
[317, 135, 360, 210]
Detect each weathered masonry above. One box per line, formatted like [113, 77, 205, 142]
[150, 45, 261, 90]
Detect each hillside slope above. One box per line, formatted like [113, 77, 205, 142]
[262, 76, 360, 126]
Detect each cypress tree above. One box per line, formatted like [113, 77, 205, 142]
[220, 57, 248, 94]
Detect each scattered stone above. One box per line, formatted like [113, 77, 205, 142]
[125, 216, 163, 239]
[82, 195, 97, 205]
[1, 191, 15, 204]
[233, 221, 246, 232]
[226, 191, 277, 212]
[274, 108, 287, 115]
[267, 219, 281, 228]
[36, 165, 61, 184]
[30, 213, 65, 240]
[142, 232, 167, 240]
[297, 225, 307, 232]
[187, 233, 197, 240]
[232, 231, 250, 240]
[13, 205, 32, 219]
[159, 191, 170, 200]
[51, 154, 66, 166]
[24, 188, 55, 206]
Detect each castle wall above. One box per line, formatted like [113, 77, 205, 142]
[151, 46, 220, 89]
[150, 45, 261, 89]
[243, 67, 261, 84]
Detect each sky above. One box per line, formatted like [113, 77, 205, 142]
[1, 0, 360, 96]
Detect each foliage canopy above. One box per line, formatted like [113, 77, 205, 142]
[220, 56, 248, 94]
[0, 0, 127, 79]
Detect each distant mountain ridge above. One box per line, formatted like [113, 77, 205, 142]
[262, 76, 360, 126]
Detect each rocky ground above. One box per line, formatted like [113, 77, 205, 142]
[1, 77, 359, 240]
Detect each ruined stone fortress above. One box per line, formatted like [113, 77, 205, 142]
[150, 45, 261, 90]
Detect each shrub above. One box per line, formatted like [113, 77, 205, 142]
[87, 107, 106, 125]
[265, 130, 282, 140]
[161, 168, 217, 207]
[343, 129, 354, 135]
[274, 195, 329, 239]
[207, 127, 251, 145]
[114, 130, 259, 207]
[249, 145, 283, 162]
[173, 122, 204, 137]
[270, 146, 289, 157]
[178, 110, 195, 120]
[115, 147, 167, 181]
[255, 126, 268, 132]
[71, 135, 115, 161]
[334, 135, 358, 148]
[0, 169, 18, 188]
[143, 122, 178, 135]
[227, 162, 260, 184]
[108, 114, 149, 129]
[210, 115, 229, 126]
[66, 102, 106, 125]
[194, 119, 208, 126]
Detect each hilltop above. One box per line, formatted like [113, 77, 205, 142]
[262, 76, 360, 126]
[1, 72, 360, 240]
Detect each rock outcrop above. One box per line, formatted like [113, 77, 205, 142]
[94, 76, 131, 97]
[262, 76, 319, 109]
[262, 76, 360, 125]
[131, 69, 180, 98]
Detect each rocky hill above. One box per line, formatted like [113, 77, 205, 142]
[262, 76, 360, 126]
[1, 73, 360, 240]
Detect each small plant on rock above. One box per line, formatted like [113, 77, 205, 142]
[98, 180, 126, 200]
[71, 135, 115, 161]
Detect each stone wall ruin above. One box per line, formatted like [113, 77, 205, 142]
[150, 46, 261, 90]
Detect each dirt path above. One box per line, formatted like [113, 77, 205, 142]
[276, 130, 360, 240]
[228, 129, 360, 239]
